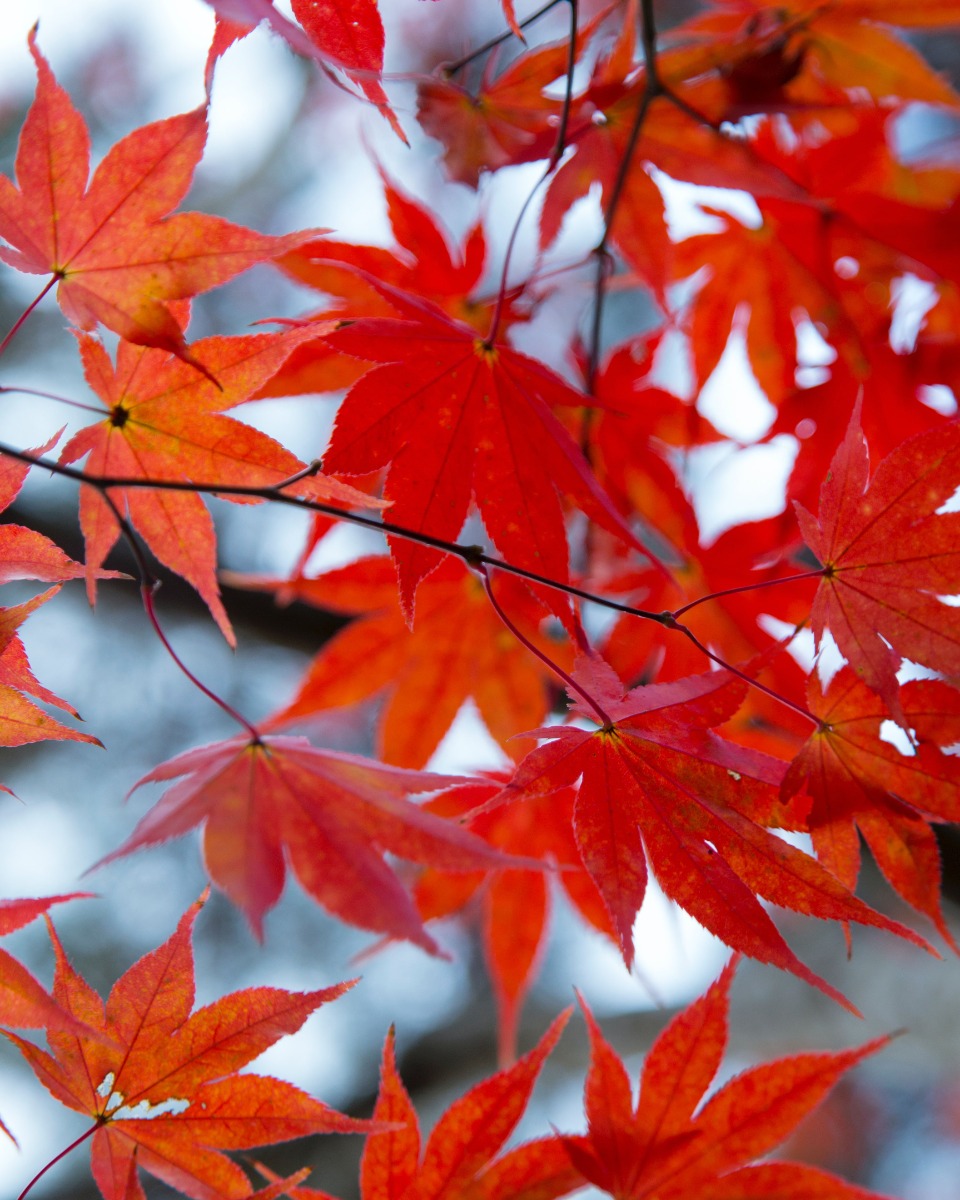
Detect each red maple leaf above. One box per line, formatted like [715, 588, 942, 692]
[263, 169, 536, 402]
[0, 32, 318, 362]
[795, 404, 960, 719]
[96, 735, 519, 949]
[3, 893, 372, 1200]
[563, 958, 894, 1199]
[494, 656, 927, 1005]
[0, 589, 102, 751]
[321, 281, 638, 611]
[783, 667, 960, 947]
[202, 0, 404, 138]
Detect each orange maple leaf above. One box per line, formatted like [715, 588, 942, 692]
[0, 892, 103, 1145]
[563, 959, 894, 1199]
[0, 438, 119, 752]
[0, 32, 319, 362]
[233, 556, 571, 768]
[266, 1013, 580, 1200]
[0, 589, 102, 751]
[58, 322, 378, 643]
[4, 894, 372, 1200]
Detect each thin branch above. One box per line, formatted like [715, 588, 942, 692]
[141, 579, 262, 742]
[486, 0, 578, 344]
[443, 0, 568, 75]
[671, 569, 824, 618]
[671, 619, 817, 725]
[96, 489, 262, 741]
[0, 440, 819, 723]
[0, 440, 675, 626]
[475, 560, 613, 726]
[17, 1124, 98, 1200]
[0, 384, 104, 415]
[585, 0, 663, 396]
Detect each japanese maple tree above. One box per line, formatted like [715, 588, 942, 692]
[2, 0, 960, 1197]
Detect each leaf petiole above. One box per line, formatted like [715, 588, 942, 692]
[17, 1123, 97, 1200]
[0, 276, 58, 360]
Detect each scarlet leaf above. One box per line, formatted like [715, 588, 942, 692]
[0, 894, 103, 1117]
[321, 282, 638, 611]
[495, 657, 928, 1005]
[795, 406, 960, 718]
[783, 668, 960, 946]
[4, 894, 371, 1200]
[265, 172, 522, 398]
[566, 962, 894, 1199]
[267, 1015, 579, 1200]
[290, 0, 404, 140]
[0, 33, 318, 361]
[96, 735, 518, 948]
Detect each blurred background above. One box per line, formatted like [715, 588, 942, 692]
[1, 2, 960, 1198]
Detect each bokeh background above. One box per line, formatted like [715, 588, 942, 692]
[2, 2, 960, 1197]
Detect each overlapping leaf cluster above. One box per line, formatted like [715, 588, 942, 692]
[2, 0, 960, 1196]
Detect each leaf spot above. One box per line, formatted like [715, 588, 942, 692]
[112, 1096, 191, 1121]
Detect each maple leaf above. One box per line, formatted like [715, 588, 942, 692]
[0, 894, 93, 1032]
[0, 437, 121, 752]
[416, 21, 589, 188]
[58, 322, 378, 644]
[0, 897, 91, 1137]
[3, 894, 372, 1200]
[232, 555, 570, 769]
[96, 735, 520, 949]
[675, 0, 960, 117]
[562, 960, 894, 1199]
[795, 406, 960, 719]
[0, 589, 102, 750]
[202, 0, 403, 138]
[1, 433, 120, 588]
[783, 667, 960, 948]
[0, 32, 319, 362]
[321, 281, 638, 611]
[262, 171, 526, 399]
[494, 656, 928, 1007]
[0, 892, 105, 1145]
[269, 1013, 580, 1200]
[670, 207, 846, 403]
[289, 0, 404, 141]
[537, 10, 803, 290]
